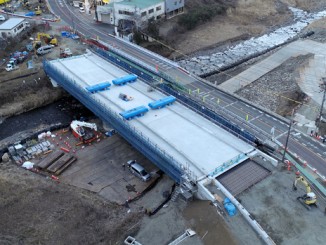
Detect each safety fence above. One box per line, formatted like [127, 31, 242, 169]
[43, 60, 185, 183]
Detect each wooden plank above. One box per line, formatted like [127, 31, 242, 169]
[47, 154, 73, 173]
[37, 151, 64, 169]
[55, 157, 77, 176]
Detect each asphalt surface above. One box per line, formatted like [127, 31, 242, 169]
[49, 0, 326, 177]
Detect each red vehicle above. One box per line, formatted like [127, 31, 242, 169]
[70, 120, 98, 143]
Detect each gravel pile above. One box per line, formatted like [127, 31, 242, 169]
[235, 55, 311, 115]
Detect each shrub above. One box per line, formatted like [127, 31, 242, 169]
[178, 4, 226, 30]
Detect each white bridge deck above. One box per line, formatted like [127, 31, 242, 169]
[49, 51, 255, 180]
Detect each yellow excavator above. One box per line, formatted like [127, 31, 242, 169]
[293, 173, 317, 210]
[36, 32, 58, 46]
[35, 5, 42, 15]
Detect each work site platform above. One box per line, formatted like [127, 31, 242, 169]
[47, 51, 255, 180]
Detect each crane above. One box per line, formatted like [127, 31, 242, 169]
[293, 173, 317, 210]
[70, 120, 98, 144]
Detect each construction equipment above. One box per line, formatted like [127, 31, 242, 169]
[21, 0, 31, 9]
[293, 173, 317, 210]
[70, 120, 98, 144]
[0, 0, 10, 4]
[36, 33, 58, 46]
[35, 5, 42, 15]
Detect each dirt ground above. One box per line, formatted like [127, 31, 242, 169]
[0, 161, 142, 245]
[238, 166, 326, 245]
[160, 0, 326, 57]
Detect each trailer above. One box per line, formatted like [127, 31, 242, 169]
[112, 74, 138, 86]
[119, 106, 149, 120]
[85, 82, 111, 93]
[148, 96, 176, 109]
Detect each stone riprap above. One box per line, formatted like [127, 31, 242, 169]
[178, 8, 326, 77]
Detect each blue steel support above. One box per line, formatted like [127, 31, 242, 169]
[43, 60, 183, 183]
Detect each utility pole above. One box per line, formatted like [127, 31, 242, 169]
[281, 109, 294, 163]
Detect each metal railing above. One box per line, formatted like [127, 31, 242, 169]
[208, 153, 247, 177]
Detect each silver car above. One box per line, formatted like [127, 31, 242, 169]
[127, 160, 151, 182]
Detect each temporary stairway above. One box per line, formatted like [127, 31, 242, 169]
[171, 188, 181, 202]
[171, 174, 197, 202]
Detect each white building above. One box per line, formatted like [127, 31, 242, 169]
[97, 0, 179, 28]
[165, 0, 184, 19]
[0, 18, 27, 39]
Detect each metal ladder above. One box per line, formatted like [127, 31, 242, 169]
[168, 229, 196, 245]
[171, 187, 181, 202]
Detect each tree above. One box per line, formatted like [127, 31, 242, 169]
[147, 18, 159, 39]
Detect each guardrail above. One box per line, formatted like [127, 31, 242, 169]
[105, 36, 179, 68]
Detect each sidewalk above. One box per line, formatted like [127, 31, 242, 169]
[219, 40, 326, 96]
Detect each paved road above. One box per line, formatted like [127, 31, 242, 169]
[49, 0, 326, 177]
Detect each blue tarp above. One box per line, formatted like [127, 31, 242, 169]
[25, 12, 35, 16]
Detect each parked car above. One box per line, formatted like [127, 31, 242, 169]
[36, 45, 54, 55]
[0, 15, 5, 21]
[79, 7, 85, 13]
[127, 160, 151, 182]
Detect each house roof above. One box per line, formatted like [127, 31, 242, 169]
[116, 0, 163, 9]
[0, 18, 25, 30]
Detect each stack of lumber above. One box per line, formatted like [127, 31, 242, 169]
[36, 151, 77, 176]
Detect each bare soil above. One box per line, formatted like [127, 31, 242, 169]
[0, 161, 142, 245]
[236, 54, 311, 116]
[183, 200, 238, 245]
[159, 0, 326, 57]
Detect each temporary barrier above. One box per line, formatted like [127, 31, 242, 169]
[112, 74, 137, 86]
[119, 106, 149, 120]
[85, 81, 111, 93]
[148, 96, 176, 109]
